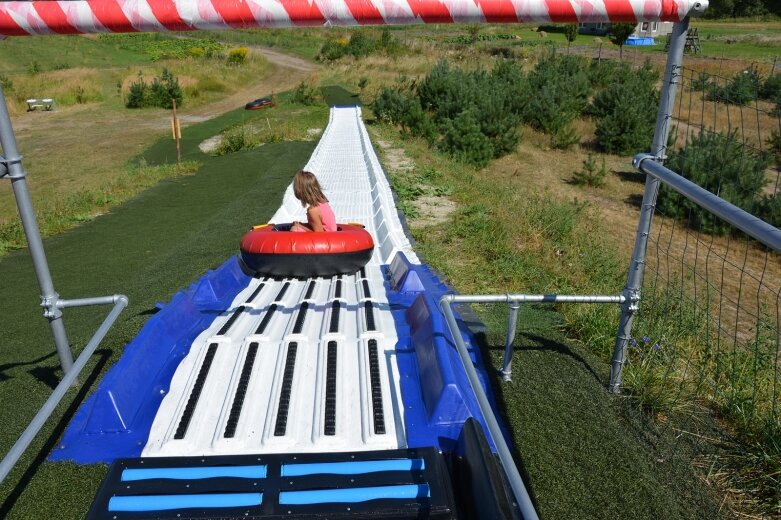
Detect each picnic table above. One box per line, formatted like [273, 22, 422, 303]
[26, 98, 54, 111]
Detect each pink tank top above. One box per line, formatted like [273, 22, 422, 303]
[316, 202, 337, 232]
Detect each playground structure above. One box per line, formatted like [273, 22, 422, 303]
[6, 0, 781, 518]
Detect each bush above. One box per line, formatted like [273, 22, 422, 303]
[591, 73, 658, 155]
[346, 32, 375, 58]
[227, 47, 248, 65]
[709, 65, 762, 106]
[761, 73, 781, 101]
[524, 54, 590, 147]
[572, 154, 608, 187]
[148, 68, 183, 109]
[318, 39, 348, 61]
[292, 78, 319, 105]
[658, 130, 772, 235]
[126, 74, 147, 108]
[0, 74, 13, 92]
[125, 68, 183, 109]
[440, 110, 494, 167]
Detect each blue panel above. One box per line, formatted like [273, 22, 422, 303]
[382, 251, 511, 454]
[108, 493, 262, 512]
[279, 485, 429, 505]
[50, 256, 253, 463]
[281, 459, 425, 477]
[121, 465, 267, 481]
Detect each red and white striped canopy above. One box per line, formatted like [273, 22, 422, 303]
[0, 0, 707, 37]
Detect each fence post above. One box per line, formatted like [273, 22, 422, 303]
[0, 87, 74, 373]
[608, 17, 690, 393]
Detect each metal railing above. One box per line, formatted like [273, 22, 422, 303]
[439, 292, 626, 520]
[0, 87, 128, 484]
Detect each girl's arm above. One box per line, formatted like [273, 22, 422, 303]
[307, 206, 325, 232]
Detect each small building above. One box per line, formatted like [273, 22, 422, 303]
[578, 21, 674, 45]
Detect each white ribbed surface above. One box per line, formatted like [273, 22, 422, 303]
[143, 107, 416, 457]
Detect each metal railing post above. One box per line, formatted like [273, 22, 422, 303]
[501, 302, 520, 382]
[0, 295, 128, 484]
[0, 87, 73, 373]
[609, 17, 690, 394]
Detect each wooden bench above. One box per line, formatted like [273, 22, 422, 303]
[26, 98, 54, 111]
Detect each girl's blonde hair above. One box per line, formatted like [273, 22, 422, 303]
[293, 170, 328, 207]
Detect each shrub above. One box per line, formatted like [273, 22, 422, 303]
[691, 71, 711, 92]
[587, 60, 624, 89]
[227, 47, 248, 65]
[767, 130, 781, 165]
[126, 74, 147, 108]
[591, 72, 658, 155]
[346, 32, 375, 58]
[188, 47, 205, 58]
[440, 110, 494, 167]
[318, 39, 348, 61]
[28, 60, 41, 75]
[215, 126, 250, 155]
[0, 74, 13, 92]
[709, 65, 762, 106]
[292, 78, 319, 105]
[148, 68, 183, 109]
[125, 69, 183, 109]
[572, 154, 608, 187]
[761, 73, 781, 101]
[524, 54, 590, 146]
[658, 130, 771, 235]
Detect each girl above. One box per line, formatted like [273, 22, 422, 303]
[290, 170, 337, 232]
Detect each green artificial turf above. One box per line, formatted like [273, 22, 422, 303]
[0, 118, 316, 517]
[474, 303, 721, 519]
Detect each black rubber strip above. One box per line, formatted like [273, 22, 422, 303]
[324, 341, 337, 436]
[304, 280, 316, 300]
[368, 339, 385, 435]
[364, 301, 376, 331]
[362, 279, 371, 298]
[292, 302, 309, 334]
[274, 342, 298, 436]
[360, 267, 366, 279]
[174, 343, 218, 439]
[255, 304, 277, 334]
[329, 301, 340, 333]
[244, 283, 265, 304]
[275, 282, 290, 302]
[224, 342, 259, 438]
[217, 306, 245, 336]
[334, 279, 342, 299]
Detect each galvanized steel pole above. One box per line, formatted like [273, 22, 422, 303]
[609, 17, 691, 393]
[0, 87, 74, 373]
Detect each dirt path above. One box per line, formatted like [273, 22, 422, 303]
[0, 46, 318, 224]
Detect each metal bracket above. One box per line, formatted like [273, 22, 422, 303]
[40, 293, 63, 320]
[0, 153, 24, 179]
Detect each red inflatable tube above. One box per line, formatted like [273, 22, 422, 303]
[240, 223, 374, 277]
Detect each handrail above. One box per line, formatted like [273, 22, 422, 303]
[0, 295, 128, 484]
[439, 292, 626, 520]
[633, 153, 781, 252]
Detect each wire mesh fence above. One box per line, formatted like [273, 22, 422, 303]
[627, 62, 781, 515]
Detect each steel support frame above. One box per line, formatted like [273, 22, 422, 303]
[0, 87, 128, 484]
[439, 292, 626, 520]
[609, 17, 691, 393]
